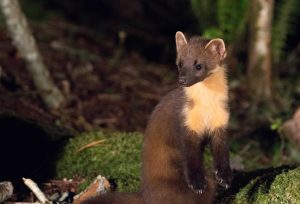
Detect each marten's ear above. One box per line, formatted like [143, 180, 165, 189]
[205, 39, 226, 60]
[175, 31, 187, 52]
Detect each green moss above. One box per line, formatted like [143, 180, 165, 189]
[232, 167, 300, 204]
[256, 168, 300, 203]
[56, 131, 142, 192]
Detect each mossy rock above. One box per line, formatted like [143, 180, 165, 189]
[56, 131, 143, 192]
[218, 165, 300, 204]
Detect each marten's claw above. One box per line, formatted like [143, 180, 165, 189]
[197, 189, 203, 194]
[188, 184, 204, 194]
[214, 170, 232, 189]
[187, 177, 207, 194]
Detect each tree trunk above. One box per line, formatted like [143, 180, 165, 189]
[0, 0, 65, 109]
[247, 0, 274, 104]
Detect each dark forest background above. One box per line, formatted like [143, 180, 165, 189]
[1, 0, 300, 202]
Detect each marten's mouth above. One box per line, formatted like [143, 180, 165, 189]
[178, 81, 192, 88]
[178, 77, 188, 86]
[178, 81, 188, 87]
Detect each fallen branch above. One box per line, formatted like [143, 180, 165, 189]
[22, 178, 50, 204]
[73, 175, 110, 204]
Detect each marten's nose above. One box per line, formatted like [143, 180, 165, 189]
[178, 78, 187, 85]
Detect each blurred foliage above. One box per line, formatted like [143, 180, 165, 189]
[8, 0, 300, 65]
[56, 131, 142, 192]
[190, 0, 217, 31]
[272, 0, 300, 64]
[191, 0, 300, 67]
[190, 0, 249, 42]
[230, 127, 300, 171]
[270, 118, 283, 131]
[20, 0, 63, 21]
[215, 0, 249, 42]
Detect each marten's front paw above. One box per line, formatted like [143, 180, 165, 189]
[187, 173, 207, 194]
[215, 168, 232, 189]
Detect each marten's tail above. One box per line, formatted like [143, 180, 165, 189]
[81, 192, 141, 204]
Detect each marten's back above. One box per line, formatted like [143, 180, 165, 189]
[145, 88, 184, 140]
[142, 88, 184, 173]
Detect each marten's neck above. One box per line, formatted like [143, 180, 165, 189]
[202, 65, 228, 93]
[184, 65, 228, 98]
[183, 65, 229, 135]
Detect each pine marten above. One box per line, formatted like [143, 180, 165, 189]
[82, 31, 232, 204]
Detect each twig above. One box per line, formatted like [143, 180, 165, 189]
[76, 139, 106, 153]
[22, 178, 50, 204]
[73, 175, 110, 204]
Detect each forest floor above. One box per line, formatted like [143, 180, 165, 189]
[0, 20, 177, 132]
[0, 19, 295, 202]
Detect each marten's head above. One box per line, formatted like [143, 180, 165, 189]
[175, 31, 226, 87]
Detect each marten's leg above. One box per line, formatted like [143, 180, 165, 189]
[181, 133, 208, 194]
[210, 128, 232, 188]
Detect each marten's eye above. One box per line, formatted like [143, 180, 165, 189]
[195, 64, 203, 70]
